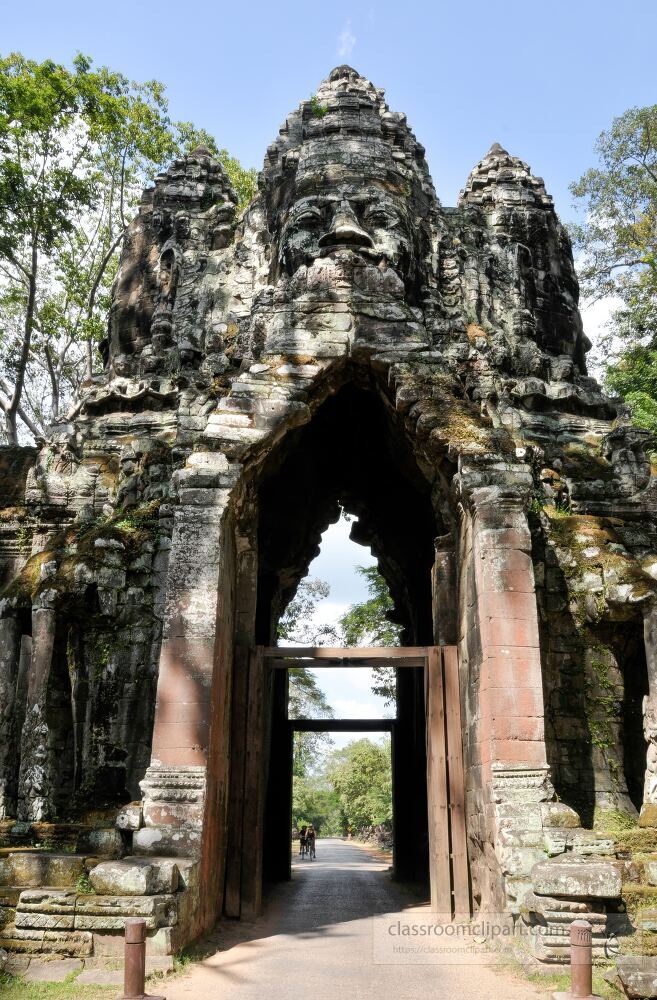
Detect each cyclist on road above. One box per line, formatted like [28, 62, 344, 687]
[306, 824, 316, 860]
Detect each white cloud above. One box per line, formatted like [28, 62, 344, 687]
[337, 19, 356, 59]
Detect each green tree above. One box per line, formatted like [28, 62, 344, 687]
[327, 738, 392, 830]
[570, 105, 657, 432]
[0, 53, 256, 443]
[338, 565, 401, 706]
[292, 775, 342, 835]
[278, 577, 336, 776]
[570, 104, 657, 343]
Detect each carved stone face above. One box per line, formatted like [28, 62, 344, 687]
[278, 180, 413, 281]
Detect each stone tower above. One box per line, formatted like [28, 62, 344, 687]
[1, 66, 656, 958]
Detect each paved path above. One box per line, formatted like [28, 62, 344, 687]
[164, 838, 542, 1000]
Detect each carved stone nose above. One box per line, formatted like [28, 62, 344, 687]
[318, 202, 374, 250]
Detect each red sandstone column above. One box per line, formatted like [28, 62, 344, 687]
[470, 490, 547, 777]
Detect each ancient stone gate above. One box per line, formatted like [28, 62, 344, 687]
[2, 65, 657, 960]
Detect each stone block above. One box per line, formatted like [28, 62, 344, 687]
[640, 804, 657, 828]
[89, 860, 156, 896]
[616, 956, 657, 998]
[74, 893, 177, 930]
[123, 856, 179, 893]
[9, 852, 86, 888]
[76, 969, 123, 985]
[24, 958, 82, 981]
[541, 802, 581, 829]
[133, 826, 201, 858]
[76, 828, 124, 856]
[0, 925, 93, 955]
[116, 802, 142, 831]
[531, 856, 622, 899]
[146, 924, 182, 956]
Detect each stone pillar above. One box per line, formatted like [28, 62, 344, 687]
[640, 603, 657, 824]
[137, 453, 238, 936]
[458, 457, 552, 910]
[0, 616, 22, 818]
[471, 489, 547, 773]
[17, 607, 56, 821]
[432, 534, 457, 645]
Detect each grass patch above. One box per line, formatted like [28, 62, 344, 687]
[503, 959, 621, 998]
[0, 972, 114, 1000]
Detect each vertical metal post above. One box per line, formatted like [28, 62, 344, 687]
[551, 919, 601, 1000]
[120, 917, 165, 1000]
[570, 919, 593, 998]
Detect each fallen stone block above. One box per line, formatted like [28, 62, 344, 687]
[616, 956, 657, 998]
[89, 860, 156, 896]
[531, 855, 622, 898]
[122, 856, 179, 893]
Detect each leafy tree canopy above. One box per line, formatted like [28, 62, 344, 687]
[0, 51, 256, 443]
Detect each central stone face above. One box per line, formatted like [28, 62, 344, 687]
[277, 154, 414, 282]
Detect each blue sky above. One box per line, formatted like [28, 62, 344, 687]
[5, 0, 654, 732]
[4, 0, 656, 217]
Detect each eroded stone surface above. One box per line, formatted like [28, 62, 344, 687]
[0, 63, 656, 959]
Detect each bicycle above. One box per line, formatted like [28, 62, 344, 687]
[299, 839, 308, 859]
[307, 838, 316, 860]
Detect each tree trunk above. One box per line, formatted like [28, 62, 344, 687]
[7, 243, 38, 443]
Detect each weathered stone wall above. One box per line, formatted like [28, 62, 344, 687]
[2, 64, 657, 957]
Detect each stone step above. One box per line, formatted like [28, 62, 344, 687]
[1, 853, 86, 888]
[14, 888, 179, 932]
[0, 924, 93, 956]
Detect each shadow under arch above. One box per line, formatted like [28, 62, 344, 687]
[233, 373, 450, 899]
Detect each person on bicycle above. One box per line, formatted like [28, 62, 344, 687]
[306, 824, 316, 860]
[299, 825, 307, 857]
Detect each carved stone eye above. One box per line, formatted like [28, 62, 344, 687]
[295, 209, 323, 228]
[364, 208, 390, 228]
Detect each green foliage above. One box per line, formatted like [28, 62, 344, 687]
[605, 345, 657, 435]
[75, 870, 94, 894]
[278, 577, 336, 777]
[570, 104, 657, 341]
[309, 94, 329, 119]
[217, 150, 257, 210]
[0, 51, 253, 442]
[0, 970, 115, 998]
[338, 565, 401, 706]
[571, 104, 657, 440]
[327, 738, 392, 829]
[292, 774, 343, 835]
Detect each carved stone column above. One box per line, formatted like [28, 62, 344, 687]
[458, 457, 552, 910]
[17, 607, 56, 821]
[0, 616, 22, 818]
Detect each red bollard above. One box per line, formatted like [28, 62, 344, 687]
[118, 917, 165, 1000]
[551, 920, 602, 1000]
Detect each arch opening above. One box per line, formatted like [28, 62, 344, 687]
[228, 377, 448, 907]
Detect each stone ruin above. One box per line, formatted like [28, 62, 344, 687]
[2, 65, 657, 974]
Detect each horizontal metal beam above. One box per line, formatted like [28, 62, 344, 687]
[269, 657, 425, 669]
[263, 646, 427, 660]
[290, 719, 395, 732]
